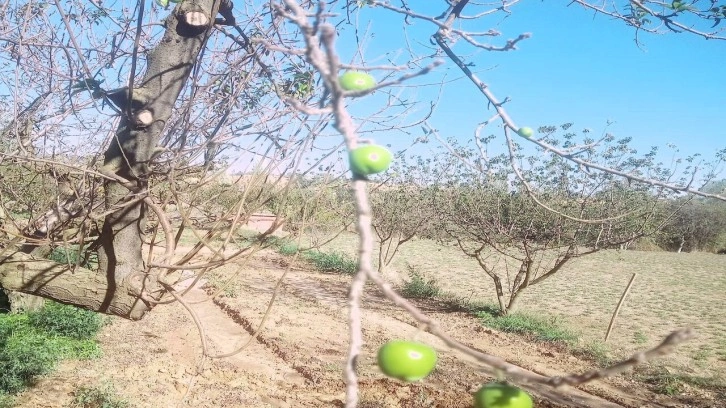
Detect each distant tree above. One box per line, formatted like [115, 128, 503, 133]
[370, 175, 436, 272]
[702, 179, 726, 196]
[657, 197, 726, 252]
[418, 128, 678, 315]
[269, 176, 356, 249]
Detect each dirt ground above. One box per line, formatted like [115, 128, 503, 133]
[10, 250, 721, 408]
[318, 235, 726, 380]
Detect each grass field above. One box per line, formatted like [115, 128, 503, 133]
[309, 232, 726, 379]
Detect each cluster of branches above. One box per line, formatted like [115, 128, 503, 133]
[0, 0, 725, 407]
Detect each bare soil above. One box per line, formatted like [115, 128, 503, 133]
[319, 235, 726, 379]
[10, 249, 722, 408]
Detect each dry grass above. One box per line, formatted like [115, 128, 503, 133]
[310, 233, 726, 379]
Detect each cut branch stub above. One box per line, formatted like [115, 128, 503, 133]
[178, 3, 212, 33]
[134, 109, 154, 128]
[183, 11, 210, 27]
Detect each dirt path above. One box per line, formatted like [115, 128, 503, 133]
[10, 252, 715, 407]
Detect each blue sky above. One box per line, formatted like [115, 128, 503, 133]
[338, 2, 726, 169]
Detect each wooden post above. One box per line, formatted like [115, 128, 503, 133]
[605, 273, 637, 343]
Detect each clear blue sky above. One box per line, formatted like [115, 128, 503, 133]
[337, 2, 726, 168]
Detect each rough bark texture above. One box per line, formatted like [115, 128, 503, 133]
[0, 251, 148, 319]
[0, 0, 224, 319]
[4, 291, 45, 312]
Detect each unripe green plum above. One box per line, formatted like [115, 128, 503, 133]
[349, 145, 393, 176]
[517, 127, 534, 138]
[474, 383, 533, 408]
[339, 71, 377, 92]
[377, 340, 437, 381]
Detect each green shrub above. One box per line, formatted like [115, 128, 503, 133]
[70, 383, 131, 408]
[267, 237, 356, 273]
[0, 325, 100, 394]
[712, 232, 726, 254]
[278, 242, 299, 256]
[635, 365, 726, 396]
[0, 312, 26, 342]
[401, 266, 441, 299]
[276, 240, 300, 256]
[0, 392, 14, 408]
[0, 303, 102, 395]
[262, 236, 300, 255]
[0, 328, 64, 393]
[303, 250, 357, 275]
[476, 311, 578, 344]
[29, 302, 104, 339]
[575, 341, 611, 366]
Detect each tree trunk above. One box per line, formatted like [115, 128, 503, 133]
[677, 236, 685, 253]
[377, 239, 386, 273]
[0, 251, 149, 319]
[0, 0, 226, 319]
[594, 224, 609, 250]
[95, 0, 224, 317]
[6, 290, 45, 313]
[491, 276, 508, 315]
[0, 288, 10, 312]
[0, 288, 44, 313]
[505, 288, 523, 315]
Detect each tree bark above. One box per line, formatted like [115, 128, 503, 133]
[3, 290, 45, 313]
[0, 251, 149, 319]
[492, 276, 508, 315]
[505, 288, 524, 315]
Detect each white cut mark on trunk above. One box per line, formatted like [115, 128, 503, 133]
[135, 110, 154, 127]
[184, 12, 210, 27]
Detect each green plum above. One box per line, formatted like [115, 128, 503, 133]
[377, 340, 437, 381]
[349, 145, 393, 176]
[474, 383, 533, 408]
[339, 71, 377, 92]
[517, 127, 534, 138]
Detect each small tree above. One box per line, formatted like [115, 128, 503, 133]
[424, 131, 677, 315]
[370, 157, 440, 272]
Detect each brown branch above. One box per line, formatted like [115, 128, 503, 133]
[551, 328, 694, 386]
